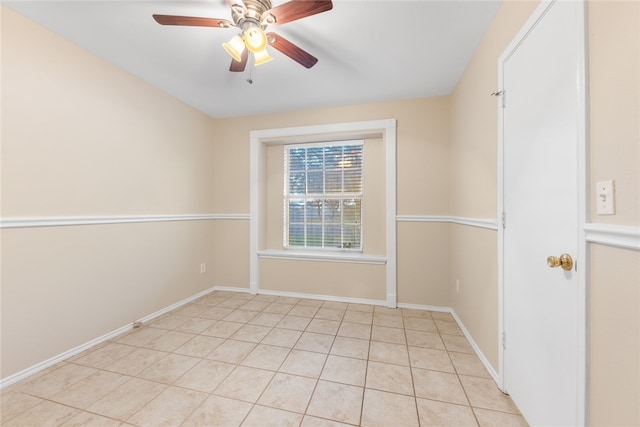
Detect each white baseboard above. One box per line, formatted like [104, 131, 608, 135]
[216, 287, 455, 313]
[242, 287, 387, 307]
[450, 310, 500, 384]
[133, 286, 219, 325]
[212, 285, 253, 294]
[0, 285, 218, 389]
[396, 302, 452, 313]
[0, 324, 132, 390]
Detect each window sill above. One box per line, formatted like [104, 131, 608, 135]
[257, 249, 387, 265]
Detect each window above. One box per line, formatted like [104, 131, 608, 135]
[284, 141, 363, 250]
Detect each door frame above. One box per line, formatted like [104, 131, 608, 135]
[496, 0, 589, 424]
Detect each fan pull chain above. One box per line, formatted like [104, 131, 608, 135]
[246, 55, 254, 84]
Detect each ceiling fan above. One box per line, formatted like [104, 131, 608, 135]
[153, 0, 333, 72]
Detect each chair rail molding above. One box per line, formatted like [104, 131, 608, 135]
[584, 223, 640, 251]
[0, 214, 250, 229]
[396, 214, 499, 231]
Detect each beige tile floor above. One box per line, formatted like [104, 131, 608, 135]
[1, 291, 528, 426]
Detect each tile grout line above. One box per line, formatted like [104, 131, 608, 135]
[401, 310, 423, 426]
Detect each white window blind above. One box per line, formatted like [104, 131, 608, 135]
[284, 141, 363, 250]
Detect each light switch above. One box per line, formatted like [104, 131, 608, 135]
[596, 180, 615, 215]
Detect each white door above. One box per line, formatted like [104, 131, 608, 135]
[500, 1, 586, 425]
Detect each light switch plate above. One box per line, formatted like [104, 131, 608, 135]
[596, 180, 615, 215]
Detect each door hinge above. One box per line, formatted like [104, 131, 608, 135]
[491, 90, 506, 108]
[502, 331, 506, 349]
[501, 212, 506, 229]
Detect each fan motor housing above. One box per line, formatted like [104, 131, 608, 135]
[232, 0, 272, 26]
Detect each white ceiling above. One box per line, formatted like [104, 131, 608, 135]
[3, 0, 502, 119]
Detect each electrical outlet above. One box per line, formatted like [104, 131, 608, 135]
[456, 279, 460, 294]
[200, 263, 206, 274]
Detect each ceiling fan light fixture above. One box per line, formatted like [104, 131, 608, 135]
[223, 35, 245, 62]
[154, 0, 333, 72]
[243, 26, 268, 53]
[253, 48, 273, 66]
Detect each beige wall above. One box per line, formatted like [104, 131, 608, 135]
[587, 1, 640, 425]
[0, 222, 216, 377]
[1, 11, 219, 217]
[397, 222, 451, 305]
[450, 1, 540, 219]
[214, 97, 452, 306]
[216, 97, 452, 215]
[265, 144, 286, 250]
[449, 0, 540, 372]
[588, 0, 640, 225]
[1, 7, 220, 377]
[210, 220, 250, 288]
[589, 244, 640, 426]
[259, 259, 387, 301]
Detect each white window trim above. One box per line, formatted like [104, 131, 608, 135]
[250, 119, 397, 307]
[257, 249, 386, 265]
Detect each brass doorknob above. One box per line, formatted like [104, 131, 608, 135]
[547, 253, 573, 271]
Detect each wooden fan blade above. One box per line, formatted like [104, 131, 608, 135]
[230, 49, 249, 72]
[153, 14, 233, 28]
[264, 0, 332, 25]
[267, 32, 318, 68]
